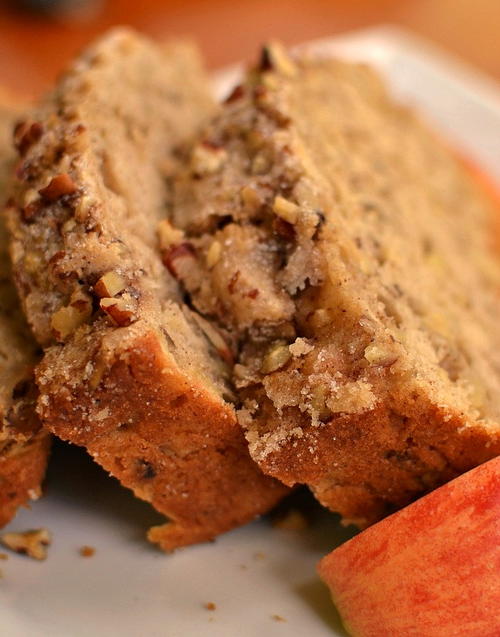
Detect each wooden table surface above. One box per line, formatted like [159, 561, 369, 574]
[0, 0, 499, 98]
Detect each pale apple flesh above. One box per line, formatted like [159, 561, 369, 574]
[318, 457, 500, 637]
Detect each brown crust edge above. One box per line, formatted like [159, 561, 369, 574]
[0, 431, 51, 528]
[247, 393, 500, 527]
[37, 328, 289, 551]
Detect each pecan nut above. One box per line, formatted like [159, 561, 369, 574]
[94, 271, 126, 298]
[260, 341, 291, 374]
[39, 173, 77, 202]
[161, 242, 197, 279]
[100, 297, 135, 327]
[14, 121, 43, 156]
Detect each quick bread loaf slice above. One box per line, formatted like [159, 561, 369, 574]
[172, 44, 500, 526]
[0, 96, 50, 527]
[7, 30, 288, 551]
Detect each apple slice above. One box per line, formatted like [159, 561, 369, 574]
[318, 457, 500, 637]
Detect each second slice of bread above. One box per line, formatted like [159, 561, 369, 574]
[172, 44, 500, 526]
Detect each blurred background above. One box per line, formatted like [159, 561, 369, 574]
[0, 0, 498, 97]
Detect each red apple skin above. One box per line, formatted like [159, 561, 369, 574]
[318, 457, 500, 637]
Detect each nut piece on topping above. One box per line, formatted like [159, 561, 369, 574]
[94, 271, 126, 298]
[14, 120, 43, 156]
[23, 187, 39, 208]
[51, 306, 85, 341]
[38, 173, 77, 201]
[157, 219, 185, 251]
[206, 240, 222, 269]
[261, 341, 292, 374]
[100, 297, 135, 327]
[240, 184, 264, 212]
[190, 141, 227, 176]
[161, 242, 197, 279]
[0, 528, 52, 561]
[273, 196, 299, 224]
[309, 384, 332, 421]
[51, 288, 93, 341]
[74, 194, 95, 222]
[364, 342, 398, 367]
[289, 337, 314, 357]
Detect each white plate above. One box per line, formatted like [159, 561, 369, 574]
[2, 26, 500, 637]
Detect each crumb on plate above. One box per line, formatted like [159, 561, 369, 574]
[204, 602, 216, 611]
[79, 545, 96, 557]
[0, 528, 51, 560]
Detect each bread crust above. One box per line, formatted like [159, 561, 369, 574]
[0, 432, 51, 527]
[247, 390, 500, 526]
[38, 326, 287, 551]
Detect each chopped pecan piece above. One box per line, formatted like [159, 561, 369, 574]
[364, 343, 398, 367]
[39, 173, 77, 202]
[14, 121, 43, 155]
[74, 194, 95, 222]
[161, 242, 196, 279]
[261, 341, 291, 374]
[240, 185, 264, 212]
[157, 219, 184, 251]
[273, 196, 299, 224]
[206, 240, 222, 269]
[17, 188, 42, 221]
[191, 142, 227, 176]
[51, 288, 92, 341]
[22, 201, 42, 222]
[100, 297, 135, 326]
[94, 271, 126, 298]
[309, 384, 332, 421]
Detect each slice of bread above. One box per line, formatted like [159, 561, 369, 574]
[0, 95, 50, 527]
[7, 30, 288, 551]
[172, 44, 500, 526]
